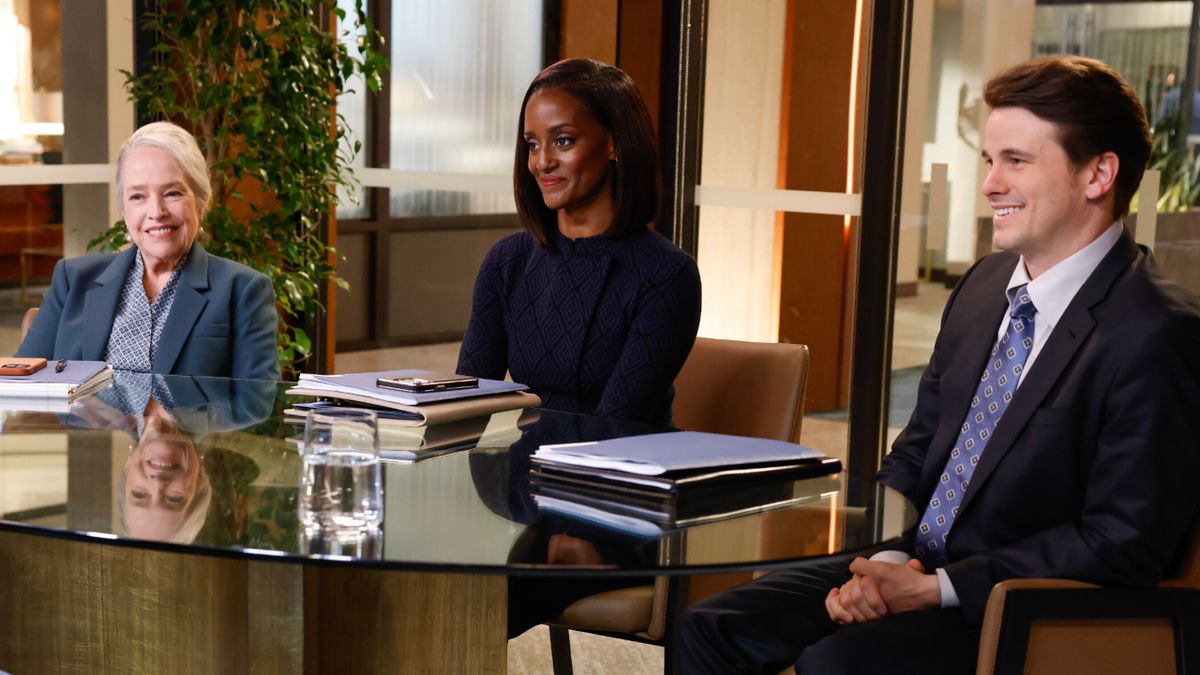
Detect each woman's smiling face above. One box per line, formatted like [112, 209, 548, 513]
[523, 87, 616, 221]
[120, 145, 201, 270]
[122, 416, 199, 541]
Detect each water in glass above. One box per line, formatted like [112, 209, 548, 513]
[300, 410, 382, 530]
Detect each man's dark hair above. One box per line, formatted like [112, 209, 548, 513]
[984, 55, 1152, 219]
[514, 58, 660, 247]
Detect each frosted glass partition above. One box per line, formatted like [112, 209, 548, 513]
[388, 0, 542, 217]
[335, 0, 370, 220]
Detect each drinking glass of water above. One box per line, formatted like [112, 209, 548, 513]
[300, 409, 383, 530]
[301, 524, 383, 559]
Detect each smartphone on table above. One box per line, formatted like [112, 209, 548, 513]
[376, 373, 479, 393]
[0, 357, 48, 376]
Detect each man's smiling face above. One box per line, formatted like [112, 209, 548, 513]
[981, 106, 1098, 274]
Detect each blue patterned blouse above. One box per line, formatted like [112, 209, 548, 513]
[94, 371, 179, 438]
[104, 250, 186, 372]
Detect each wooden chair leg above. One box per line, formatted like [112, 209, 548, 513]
[549, 625, 574, 675]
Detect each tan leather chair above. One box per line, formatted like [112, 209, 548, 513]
[19, 307, 38, 345]
[975, 513, 1200, 675]
[546, 337, 811, 674]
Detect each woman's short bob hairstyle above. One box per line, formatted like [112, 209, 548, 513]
[115, 121, 213, 222]
[116, 420, 212, 545]
[514, 59, 660, 247]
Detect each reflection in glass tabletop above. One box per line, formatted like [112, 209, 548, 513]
[0, 373, 915, 576]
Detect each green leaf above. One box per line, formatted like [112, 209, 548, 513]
[293, 327, 312, 355]
[121, 0, 387, 372]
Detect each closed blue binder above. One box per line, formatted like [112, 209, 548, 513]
[297, 369, 527, 406]
[533, 430, 829, 476]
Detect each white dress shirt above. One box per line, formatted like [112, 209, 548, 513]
[871, 221, 1125, 608]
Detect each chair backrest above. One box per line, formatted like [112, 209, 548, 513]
[672, 337, 810, 443]
[20, 307, 38, 345]
[1163, 510, 1200, 588]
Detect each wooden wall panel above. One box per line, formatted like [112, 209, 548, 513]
[779, 215, 850, 412]
[558, 1, 664, 137]
[618, 1, 664, 133]
[559, 0, 619, 64]
[777, 0, 861, 412]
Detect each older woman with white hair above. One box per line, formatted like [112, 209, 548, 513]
[17, 121, 280, 380]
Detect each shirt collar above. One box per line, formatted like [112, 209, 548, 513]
[1005, 220, 1124, 330]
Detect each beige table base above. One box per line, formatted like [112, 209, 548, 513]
[0, 529, 506, 674]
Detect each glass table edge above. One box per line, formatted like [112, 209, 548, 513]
[0, 518, 914, 578]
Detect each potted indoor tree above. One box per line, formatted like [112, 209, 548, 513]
[89, 0, 386, 376]
[1137, 105, 1200, 295]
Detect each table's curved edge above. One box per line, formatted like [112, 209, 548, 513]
[0, 517, 913, 577]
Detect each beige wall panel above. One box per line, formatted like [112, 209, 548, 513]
[946, 0, 1033, 264]
[105, 0, 134, 242]
[696, 0, 787, 343]
[923, 0, 1034, 267]
[897, 0, 935, 286]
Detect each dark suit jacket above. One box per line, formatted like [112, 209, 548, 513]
[878, 231, 1200, 623]
[17, 242, 280, 381]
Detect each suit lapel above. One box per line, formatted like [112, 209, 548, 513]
[153, 243, 211, 374]
[82, 248, 137, 360]
[922, 265, 1012, 487]
[958, 232, 1138, 514]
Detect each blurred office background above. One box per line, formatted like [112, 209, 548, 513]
[3, 0, 1199, 487]
[3, 0, 1200, 671]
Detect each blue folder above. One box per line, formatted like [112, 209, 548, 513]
[533, 430, 829, 476]
[297, 369, 527, 406]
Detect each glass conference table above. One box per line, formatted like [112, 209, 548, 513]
[0, 374, 915, 674]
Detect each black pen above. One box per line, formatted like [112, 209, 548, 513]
[54, 359, 67, 373]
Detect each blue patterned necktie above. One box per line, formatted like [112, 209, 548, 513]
[914, 284, 1037, 569]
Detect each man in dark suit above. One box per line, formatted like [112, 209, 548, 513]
[676, 55, 1200, 674]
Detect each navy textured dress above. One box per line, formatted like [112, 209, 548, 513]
[457, 227, 701, 425]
